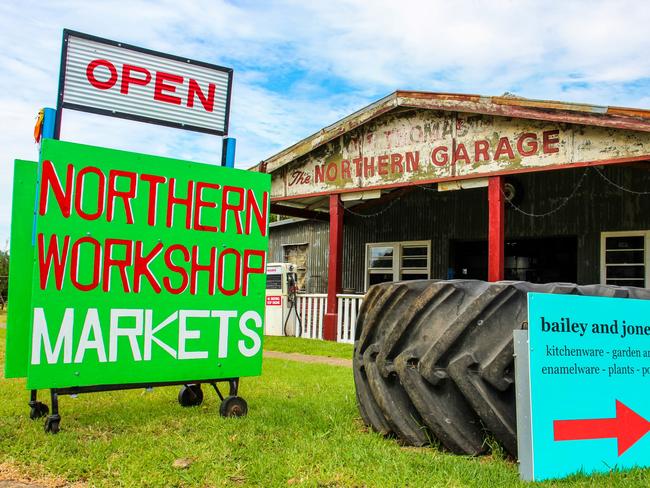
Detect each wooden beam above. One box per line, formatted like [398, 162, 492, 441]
[270, 203, 329, 221]
[348, 187, 416, 213]
[305, 197, 329, 210]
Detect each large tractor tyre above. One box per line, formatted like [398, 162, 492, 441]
[353, 279, 650, 456]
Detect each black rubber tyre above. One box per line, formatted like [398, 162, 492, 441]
[178, 384, 204, 407]
[353, 279, 650, 456]
[219, 396, 248, 418]
[44, 415, 60, 434]
[29, 402, 49, 420]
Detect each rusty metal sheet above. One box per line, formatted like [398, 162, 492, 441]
[271, 109, 650, 200]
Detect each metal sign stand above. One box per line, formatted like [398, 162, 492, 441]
[514, 329, 533, 481]
[31, 378, 246, 433]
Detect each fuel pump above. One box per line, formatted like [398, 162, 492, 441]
[284, 270, 303, 337]
[265, 263, 302, 336]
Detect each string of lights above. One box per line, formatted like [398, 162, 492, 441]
[343, 164, 648, 220]
[503, 168, 590, 218]
[343, 196, 402, 218]
[592, 165, 650, 195]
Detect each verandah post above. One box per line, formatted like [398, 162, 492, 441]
[323, 193, 343, 341]
[488, 176, 505, 281]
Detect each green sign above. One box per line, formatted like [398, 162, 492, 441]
[4, 159, 38, 378]
[8, 139, 270, 389]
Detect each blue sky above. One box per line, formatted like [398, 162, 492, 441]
[1, 0, 650, 246]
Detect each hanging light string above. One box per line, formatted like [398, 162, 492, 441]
[592, 165, 650, 195]
[343, 196, 402, 218]
[505, 166, 649, 218]
[416, 184, 438, 191]
[503, 168, 590, 218]
[342, 164, 647, 219]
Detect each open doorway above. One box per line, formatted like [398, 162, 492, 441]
[450, 236, 578, 283]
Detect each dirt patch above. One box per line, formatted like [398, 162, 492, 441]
[264, 350, 352, 368]
[0, 482, 42, 488]
[0, 462, 84, 488]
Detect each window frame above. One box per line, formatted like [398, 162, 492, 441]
[365, 240, 431, 291]
[600, 230, 650, 288]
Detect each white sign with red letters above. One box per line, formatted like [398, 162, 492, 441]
[59, 30, 233, 135]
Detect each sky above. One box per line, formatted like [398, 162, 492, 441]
[1, 0, 650, 247]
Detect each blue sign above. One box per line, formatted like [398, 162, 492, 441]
[527, 293, 650, 481]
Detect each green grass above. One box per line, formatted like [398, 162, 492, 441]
[1, 328, 648, 487]
[263, 336, 353, 359]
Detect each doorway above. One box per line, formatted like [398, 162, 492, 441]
[450, 236, 578, 283]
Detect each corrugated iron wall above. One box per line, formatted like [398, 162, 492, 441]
[269, 164, 650, 293]
[267, 219, 329, 293]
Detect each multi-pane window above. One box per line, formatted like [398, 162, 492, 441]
[365, 240, 431, 290]
[600, 231, 649, 288]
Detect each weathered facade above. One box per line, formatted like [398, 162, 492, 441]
[255, 91, 650, 340]
[270, 109, 650, 200]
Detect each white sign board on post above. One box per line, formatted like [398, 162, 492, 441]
[57, 30, 233, 136]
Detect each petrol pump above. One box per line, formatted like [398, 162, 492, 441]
[265, 263, 301, 336]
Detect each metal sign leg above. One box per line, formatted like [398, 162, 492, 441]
[44, 390, 61, 434]
[28, 389, 49, 420]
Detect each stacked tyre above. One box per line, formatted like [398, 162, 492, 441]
[353, 280, 650, 456]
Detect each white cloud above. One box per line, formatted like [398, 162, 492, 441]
[1, 0, 650, 246]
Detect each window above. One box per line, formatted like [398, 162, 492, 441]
[600, 231, 649, 288]
[365, 240, 431, 290]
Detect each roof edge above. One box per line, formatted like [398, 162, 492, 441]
[251, 90, 650, 174]
[249, 91, 399, 172]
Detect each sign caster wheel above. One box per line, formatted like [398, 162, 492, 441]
[219, 396, 248, 418]
[30, 402, 49, 420]
[178, 384, 204, 407]
[44, 415, 61, 434]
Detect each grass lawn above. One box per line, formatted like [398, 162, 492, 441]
[0, 309, 6, 327]
[1, 330, 648, 487]
[263, 336, 353, 359]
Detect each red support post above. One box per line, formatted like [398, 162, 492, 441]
[488, 176, 505, 282]
[323, 194, 343, 341]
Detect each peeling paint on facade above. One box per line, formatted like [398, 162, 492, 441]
[271, 109, 650, 199]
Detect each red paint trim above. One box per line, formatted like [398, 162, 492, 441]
[488, 176, 504, 282]
[323, 194, 343, 341]
[271, 154, 650, 203]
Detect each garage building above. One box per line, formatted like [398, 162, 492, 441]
[252, 91, 650, 340]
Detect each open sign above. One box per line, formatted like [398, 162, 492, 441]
[58, 30, 233, 135]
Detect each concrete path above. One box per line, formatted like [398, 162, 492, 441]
[264, 350, 352, 368]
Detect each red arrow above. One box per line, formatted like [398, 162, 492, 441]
[554, 400, 650, 455]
